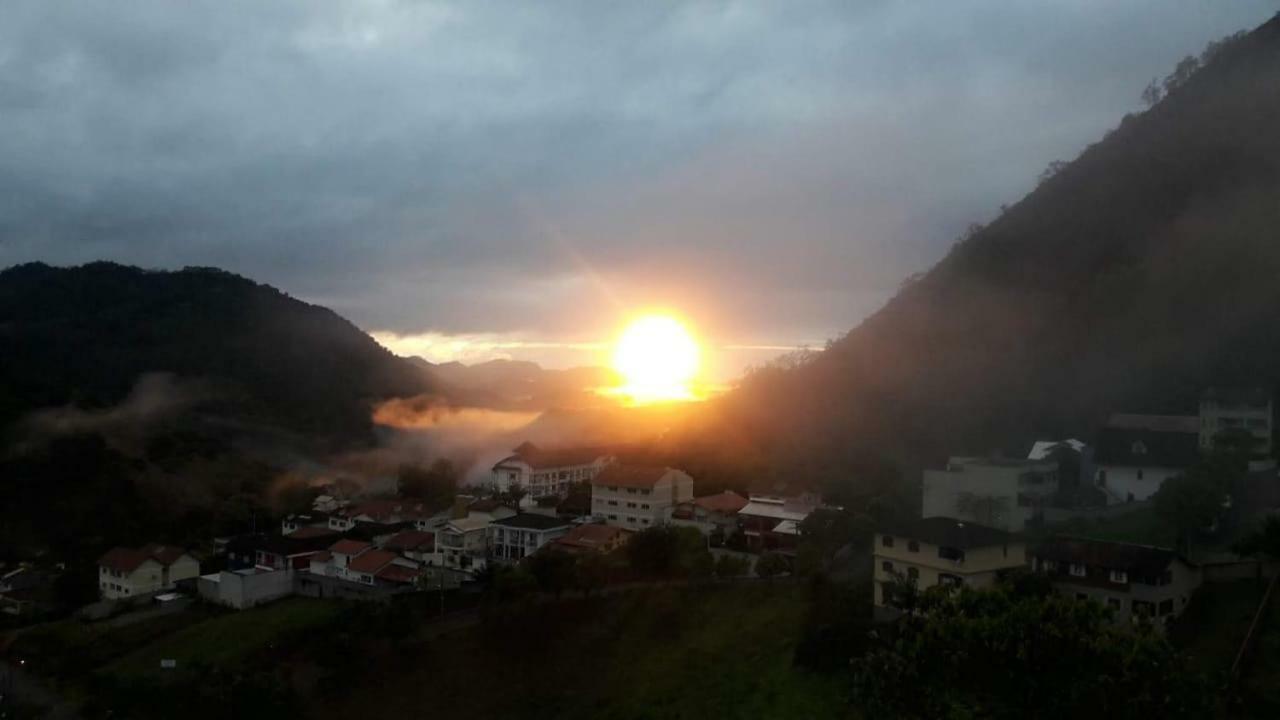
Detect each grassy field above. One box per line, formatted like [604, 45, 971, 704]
[100, 597, 343, 679]
[313, 583, 848, 720]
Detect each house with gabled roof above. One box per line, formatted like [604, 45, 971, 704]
[1093, 414, 1200, 504]
[552, 523, 632, 555]
[97, 544, 199, 600]
[1031, 536, 1201, 627]
[670, 490, 748, 541]
[590, 465, 693, 529]
[490, 441, 616, 499]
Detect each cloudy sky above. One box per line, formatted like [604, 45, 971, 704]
[2, 1, 1276, 379]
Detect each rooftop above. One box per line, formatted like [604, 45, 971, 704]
[99, 544, 191, 573]
[496, 442, 612, 470]
[692, 490, 749, 514]
[1203, 386, 1272, 407]
[329, 539, 372, 556]
[383, 530, 435, 552]
[491, 513, 575, 531]
[554, 523, 630, 550]
[1106, 413, 1200, 433]
[1034, 536, 1188, 575]
[1095, 423, 1200, 467]
[591, 464, 678, 489]
[882, 517, 1016, 550]
[347, 549, 399, 574]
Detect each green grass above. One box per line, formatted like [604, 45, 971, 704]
[101, 598, 343, 679]
[315, 584, 848, 720]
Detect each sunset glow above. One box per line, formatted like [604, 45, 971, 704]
[610, 315, 701, 403]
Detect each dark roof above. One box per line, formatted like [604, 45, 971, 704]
[491, 513, 575, 530]
[100, 544, 192, 572]
[1033, 537, 1188, 575]
[1202, 387, 1271, 407]
[383, 530, 435, 552]
[1106, 414, 1200, 433]
[882, 517, 1015, 550]
[329, 539, 372, 556]
[255, 533, 338, 556]
[498, 442, 611, 470]
[591, 465, 676, 489]
[1094, 424, 1199, 467]
[348, 520, 415, 541]
[289, 526, 341, 540]
[347, 549, 399, 574]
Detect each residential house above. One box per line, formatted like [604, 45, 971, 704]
[382, 530, 436, 563]
[551, 523, 632, 555]
[922, 457, 1059, 531]
[737, 493, 821, 552]
[490, 442, 616, 499]
[488, 514, 575, 563]
[590, 465, 694, 530]
[873, 517, 1026, 619]
[669, 490, 749, 542]
[1032, 536, 1201, 626]
[1093, 414, 1200, 504]
[328, 499, 437, 532]
[97, 544, 199, 600]
[0, 566, 57, 616]
[281, 512, 329, 535]
[345, 549, 420, 586]
[1200, 387, 1273, 457]
[435, 516, 493, 573]
[329, 539, 374, 581]
[251, 532, 340, 571]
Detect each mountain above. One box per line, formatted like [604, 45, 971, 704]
[711, 15, 1280, 483]
[416, 357, 621, 411]
[0, 262, 434, 443]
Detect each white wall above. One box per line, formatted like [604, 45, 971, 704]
[1095, 465, 1181, 504]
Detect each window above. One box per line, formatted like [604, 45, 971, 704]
[627, 502, 637, 508]
[881, 560, 893, 572]
[627, 488, 637, 494]
[938, 573, 962, 587]
[608, 514, 618, 520]
[881, 535, 895, 548]
[1069, 563, 1087, 577]
[641, 504, 650, 510]
[907, 540, 919, 553]
[881, 583, 892, 605]
[907, 567, 919, 580]
[641, 518, 651, 525]
[1158, 599, 1174, 616]
[1109, 570, 1128, 584]
[608, 500, 618, 506]
[938, 546, 965, 563]
[1041, 559, 1058, 572]
[1132, 600, 1155, 617]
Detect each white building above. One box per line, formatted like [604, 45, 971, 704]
[1093, 414, 1200, 504]
[97, 545, 200, 600]
[590, 465, 694, 529]
[435, 515, 493, 573]
[487, 514, 575, 563]
[198, 567, 294, 609]
[922, 457, 1059, 531]
[1200, 387, 1273, 456]
[490, 442, 616, 498]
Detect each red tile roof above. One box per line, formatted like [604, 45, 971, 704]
[98, 547, 153, 573]
[693, 491, 748, 514]
[100, 544, 191, 572]
[383, 530, 435, 552]
[375, 564, 423, 584]
[347, 549, 398, 574]
[590, 465, 675, 489]
[554, 524, 631, 551]
[329, 539, 372, 557]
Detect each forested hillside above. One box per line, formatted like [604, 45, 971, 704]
[714, 14, 1280, 482]
[0, 262, 432, 441]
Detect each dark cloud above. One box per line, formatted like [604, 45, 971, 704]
[1, 1, 1276, 364]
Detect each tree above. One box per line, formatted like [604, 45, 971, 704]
[713, 553, 750, 579]
[527, 548, 578, 598]
[574, 552, 611, 596]
[1038, 159, 1069, 185]
[1141, 78, 1163, 107]
[1233, 516, 1280, 583]
[797, 507, 868, 573]
[625, 526, 710, 578]
[398, 458, 457, 505]
[850, 585, 1213, 719]
[1162, 54, 1201, 95]
[1153, 448, 1243, 554]
[755, 552, 789, 579]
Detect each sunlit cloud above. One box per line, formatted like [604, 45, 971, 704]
[370, 330, 605, 365]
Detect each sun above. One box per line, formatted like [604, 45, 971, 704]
[611, 315, 701, 403]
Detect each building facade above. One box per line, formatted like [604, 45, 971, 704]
[490, 442, 616, 498]
[922, 457, 1059, 531]
[590, 465, 694, 529]
[1031, 536, 1201, 627]
[487, 514, 574, 563]
[873, 518, 1026, 618]
[1092, 414, 1200, 504]
[97, 545, 200, 600]
[1200, 387, 1273, 456]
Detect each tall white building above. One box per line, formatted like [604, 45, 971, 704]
[590, 465, 694, 530]
[489, 442, 616, 498]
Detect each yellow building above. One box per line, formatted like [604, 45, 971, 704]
[873, 517, 1026, 618]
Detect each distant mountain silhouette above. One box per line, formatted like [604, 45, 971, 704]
[415, 357, 621, 411]
[713, 14, 1280, 482]
[0, 262, 433, 442]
